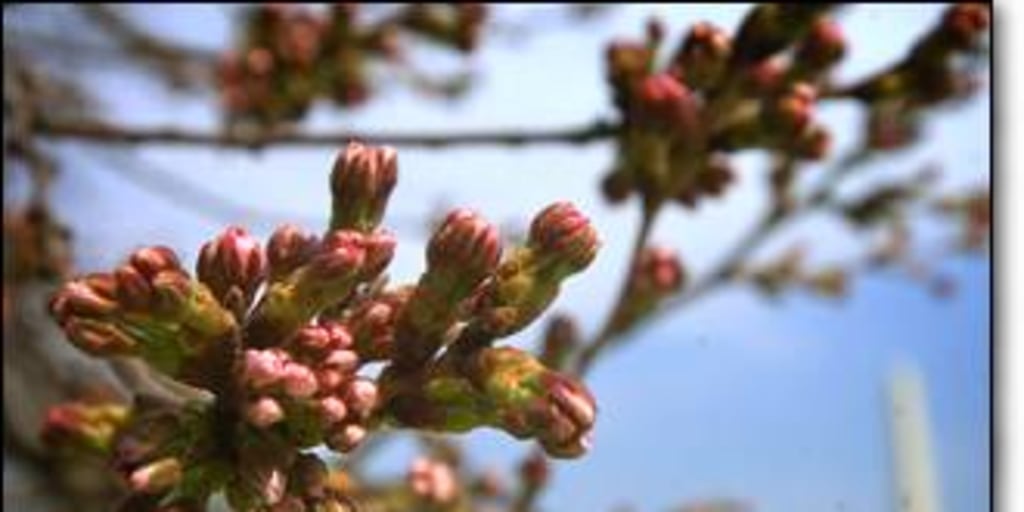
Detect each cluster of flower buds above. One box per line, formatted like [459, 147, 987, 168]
[49, 246, 237, 383]
[538, 314, 580, 371]
[609, 246, 687, 336]
[601, 7, 841, 211]
[407, 456, 459, 505]
[840, 4, 989, 152]
[46, 141, 601, 509]
[217, 4, 488, 129]
[41, 401, 130, 457]
[739, 247, 851, 300]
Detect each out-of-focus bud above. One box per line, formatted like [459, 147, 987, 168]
[48, 276, 118, 326]
[731, 4, 833, 64]
[246, 396, 286, 428]
[129, 246, 181, 278]
[539, 314, 580, 371]
[740, 57, 786, 97]
[329, 142, 399, 233]
[344, 378, 378, 419]
[197, 226, 267, 314]
[763, 82, 817, 137]
[601, 170, 634, 204]
[359, 229, 397, 279]
[62, 318, 137, 355]
[793, 125, 832, 160]
[803, 267, 848, 298]
[326, 423, 367, 453]
[795, 18, 846, 74]
[609, 247, 686, 336]
[672, 21, 732, 91]
[282, 362, 319, 398]
[408, 457, 458, 504]
[941, 3, 990, 50]
[41, 402, 130, 456]
[129, 457, 183, 494]
[519, 450, 549, 488]
[528, 202, 600, 275]
[266, 224, 320, 280]
[867, 104, 920, 151]
[345, 288, 409, 361]
[630, 74, 701, 139]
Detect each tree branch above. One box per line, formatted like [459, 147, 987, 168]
[33, 118, 619, 150]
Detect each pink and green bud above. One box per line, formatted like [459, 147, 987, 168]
[611, 247, 687, 335]
[528, 202, 600, 275]
[326, 423, 367, 453]
[344, 288, 409, 361]
[359, 229, 397, 279]
[329, 142, 398, 233]
[63, 317, 138, 355]
[763, 82, 817, 137]
[41, 401, 130, 456]
[425, 208, 502, 297]
[196, 226, 267, 312]
[246, 396, 286, 428]
[344, 378, 378, 419]
[672, 22, 732, 91]
[129, 457, 183, 494]
[630, 74, 700, 139]
[319, 396, 349, 424]
[266, 224, 319, 280]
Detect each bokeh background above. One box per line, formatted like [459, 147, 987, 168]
[4, 4, 990, 511]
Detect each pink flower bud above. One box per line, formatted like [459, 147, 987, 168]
[327, 423, 367, 453]
[246, 397, 285, 428]
[325, 350, 359, 373]
[282, 362, 319, 398]
[319, 396, 348, 424]
[764, 83, 817, 136]
[49, 278, 118, 324]
[266, 224, 319, 279]
[519, 450, 549, 488]
[317, 369, 345, 391]
[129, 457, 182, 494]
[631, 74, 700, 138]
[244, 349, 288, 389]
[65, 318, 137, 355]
[246, 47, 275, 75]
[197, 226, 267, 305]
[942, 3, 990, 50]
[330, 141, 399, 232]
[307, 230, 367, 281]
[360, 229, 397, 279]
[344, 378, 378, 418]
[528, 202, 600, 273]
[129, 246, 181, 279]
[426, 208, 502, 291]
[796, 18, 846, 71]
[113, 265, 153, 311]
[672, 21, 732, 90]
[408, 457, 458, 504]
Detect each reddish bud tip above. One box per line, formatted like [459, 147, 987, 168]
[796, 18, 846, 71]
[267, 224, 320, 279]
[427, 208, 502, 288]
[330, 142, 399, 232]
[197, 226, 267, 306]
[529, 202, 600, 273]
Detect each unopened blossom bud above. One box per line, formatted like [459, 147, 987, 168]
[320, 396, 349, 424]
[941, 3, 990, 50]
[345, 288, 409, 361]
[697, 155, 736, 197]
[763, 82, 817, 137]
[129, 246, 181, 278]
[520, 450, 549, 488]
[64, 317, 137, 355]
[794, 125, 832, 160]
[48, 276, 118, 326]
[283, 362, 319, 398]
[244, 349, 288, 389]
[740, 57, 786, 97]
[344, 378, 378, 419]
[330, 142, 398, 233]
[41, 402, 130, 455]
[266, 224, 319, 279]
[601, 170, 634, 204]
[867, 105, 920, 151]
[528, 202, 600, 275]
[326, 423, 367, 453]
[795, 18, 846, 73]
[197, 226, 267, 310]
[408, 457, 458, 504]
[539, 314, 580, 371]
[129, 457, 182, 494]
[426, 208, 502, 296]
[631, 74, 700, 138]
[307, 231, 368, 282]
[359, 229, 397, 279]
[246, 396, 286, 428]
[672, 21, 732, 90]
[731, 4, 833, 64]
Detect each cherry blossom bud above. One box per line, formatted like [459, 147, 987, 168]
[528, 202, 600, 274]
[520, 450, 549, 488]
[795, 18, 846, 73]
[344, 378, 378, 418]
[631, 74, 700, 139]
[246, 396, 286, 428]
[763, 82, 817, 137]
[129, 246, 182, 278]
[266, 224, 319, 279]
[732, 4, 832, 64]
[601, 170, 634, 204]
[283, 362, 319, 398]
[129, 457, 182, 494]
[197, 226, 267, 308]
[307, 231, 367, 282]
[330, 142, 398, 233]
[326, 424, 367, 453]
[794, 125, 832, 160]
[64, 318, 137, 355]
[244, 349, 288, 389]
[320, 396, 349, 424]
[325, 350, 359, 373]
[41, 402, 130, 455]
[672, 22, 732, 90]
[540, 315, 580, 371]
[426, 208, 502, 296]
[941, 3, 990, 50]
[360, 229, 397, 279]
[49, 277, 118, 325]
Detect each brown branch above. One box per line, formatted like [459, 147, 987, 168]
[33, 118, 619, 149]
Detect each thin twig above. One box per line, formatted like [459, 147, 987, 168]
[33, 118, 619, 149]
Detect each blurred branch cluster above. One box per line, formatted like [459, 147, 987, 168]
[3, 3, 990, 512]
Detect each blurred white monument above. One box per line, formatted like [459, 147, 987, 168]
[888, 363, 943, 512]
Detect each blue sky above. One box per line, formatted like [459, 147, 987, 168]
[12, 4, 991, 511]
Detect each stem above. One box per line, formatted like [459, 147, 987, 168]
[33, 118, 619, 150]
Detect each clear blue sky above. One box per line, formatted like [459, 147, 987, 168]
[21, 4, 990, 511]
